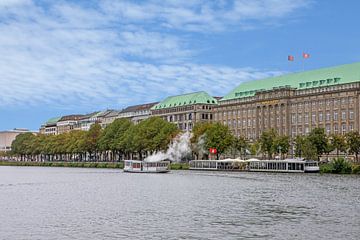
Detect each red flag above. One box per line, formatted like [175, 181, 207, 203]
[209, 148, 217, 154]
[303, 53, 310, 59]
[288, 55, 294, 61]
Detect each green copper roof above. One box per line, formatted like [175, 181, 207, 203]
[221, 62, 360, 101]
[152, 91, 218, 110]
[45, 117, 62, 125]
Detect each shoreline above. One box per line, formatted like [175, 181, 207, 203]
[0, 161, 358, 174]
[0, 161, 190, 170]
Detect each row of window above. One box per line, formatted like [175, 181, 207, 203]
[291, 110, 354, 124]
[291, 123, 354, 136]
[168, 113, 193, 122]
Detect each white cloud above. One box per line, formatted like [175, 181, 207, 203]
[0, 0, 305, 111]
[101, 0, 311, 32]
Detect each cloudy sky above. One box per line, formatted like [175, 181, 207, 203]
[1, 0, 359, 130]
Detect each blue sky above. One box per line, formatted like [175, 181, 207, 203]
[0, 0, 359, 131]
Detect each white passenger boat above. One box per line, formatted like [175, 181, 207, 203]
[123, 160, 170, 173]
[189, 159, 247, 171]
[189, 158, 319, 173]
[247, 158, 319, 173]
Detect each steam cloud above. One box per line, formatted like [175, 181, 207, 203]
[144, 132, 192, 162]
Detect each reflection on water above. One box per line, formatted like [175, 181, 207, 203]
[0, 167, 359, 240]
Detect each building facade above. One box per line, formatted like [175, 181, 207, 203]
[100, 110, 121, 128]
[40, 117, 61, 135]
[57, 115, 83, 134]
[0, 129, 33, 152]
[118, 102, 158, 124]
[214, 62, 360, 140]
[151, 91, 218, 131]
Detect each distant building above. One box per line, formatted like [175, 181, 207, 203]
[100, 110, 121, 128]
[214, 62, 360, 140]
[151, 91, 217, 131]
[0, 129, 33, 152]
[77, 112, 100, 131]
[56, 115, 84, 134]
[118, 102, 158, 124]
[40, 117, 62, 135]
[96, 110, 117, 128]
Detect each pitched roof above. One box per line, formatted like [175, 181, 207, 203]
[221, 62, 360, 101]
[152, 91, 218, 110]
[59, 114, 83, 121]
[45, 117, 62, 125]
[96, 110, 115, 118]
[104, 110, 121, 118]
[121, 102, 158, 113]
[80, 112, 100, 120]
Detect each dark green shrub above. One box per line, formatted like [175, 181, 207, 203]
[352, 165, 360, 174]
[331, 158, 352, 174]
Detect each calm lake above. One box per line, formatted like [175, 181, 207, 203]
[0, 166, 359, 240]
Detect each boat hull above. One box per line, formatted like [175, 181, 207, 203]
[123, 160, 171, 173]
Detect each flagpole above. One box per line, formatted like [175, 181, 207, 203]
[302, 52, 305, 72]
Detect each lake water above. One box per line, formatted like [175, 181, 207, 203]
[0, 166, 359, 240]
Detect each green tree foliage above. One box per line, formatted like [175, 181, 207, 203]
[11, 132, 37, 157]
[346, 131, 360, 161]
[10, 117, 178, 162]
[190, 122, 212, 159]
[294, 135, 317, 160]
[83, 123, 102, 158]
[294, 135, 305, 158]
[191, 122, 233, 159]
[307, 128, 328, 160]
[272, 135, 290, 158]
[204, 123, 234, 159]
[330, 134, 346, 157]
[232, 136, 248, 158]
[259, 129, 277, 159]
[302, 139, 318, 160]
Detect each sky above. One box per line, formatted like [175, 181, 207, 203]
[0, 0, 360, 131]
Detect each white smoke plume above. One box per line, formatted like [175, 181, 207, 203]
[197, 134, 207, 156]
[144, 132, 192, 162]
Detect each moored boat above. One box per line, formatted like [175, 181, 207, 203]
[189, 158, 319, 173]
[123, 160, 170, 173]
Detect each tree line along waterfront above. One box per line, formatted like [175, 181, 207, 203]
[1, 116, 360, 173]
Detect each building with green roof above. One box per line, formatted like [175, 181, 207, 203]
[214, 62, 360, 141]
[40, 116, 62, 135]
[221, 62, 360, 102]
[151, 91, 218, 131]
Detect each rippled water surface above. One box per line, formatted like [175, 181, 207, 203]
[0, 166, 359, 240]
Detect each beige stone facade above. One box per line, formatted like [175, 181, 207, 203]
[151, 104, 215, 131]
[214, 82, 360, 140]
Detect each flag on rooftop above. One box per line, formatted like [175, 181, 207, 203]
[303, 52, 310, 59]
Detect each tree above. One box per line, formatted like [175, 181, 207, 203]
[203, 122, 234, 159]
[302, 138, 318, 160]
[191, 122, 212, 159]
[330, 134, 346, 157]
[83, 123, 102, 160]
[259, 129, 277, 159]
[294, 135, 306, 158]
[307, 128, 328, 160]
[273, 135, 290, 159]
[11, 132, 37, 160]
[346, 131, 360, 162]
[232, 136, 248, 159]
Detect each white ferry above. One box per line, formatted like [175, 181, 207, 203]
[189, 158, 247, 171]
[189, 158, 319, 173]
[247, 158, 319, 173]
[123, 160, 171, 173]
